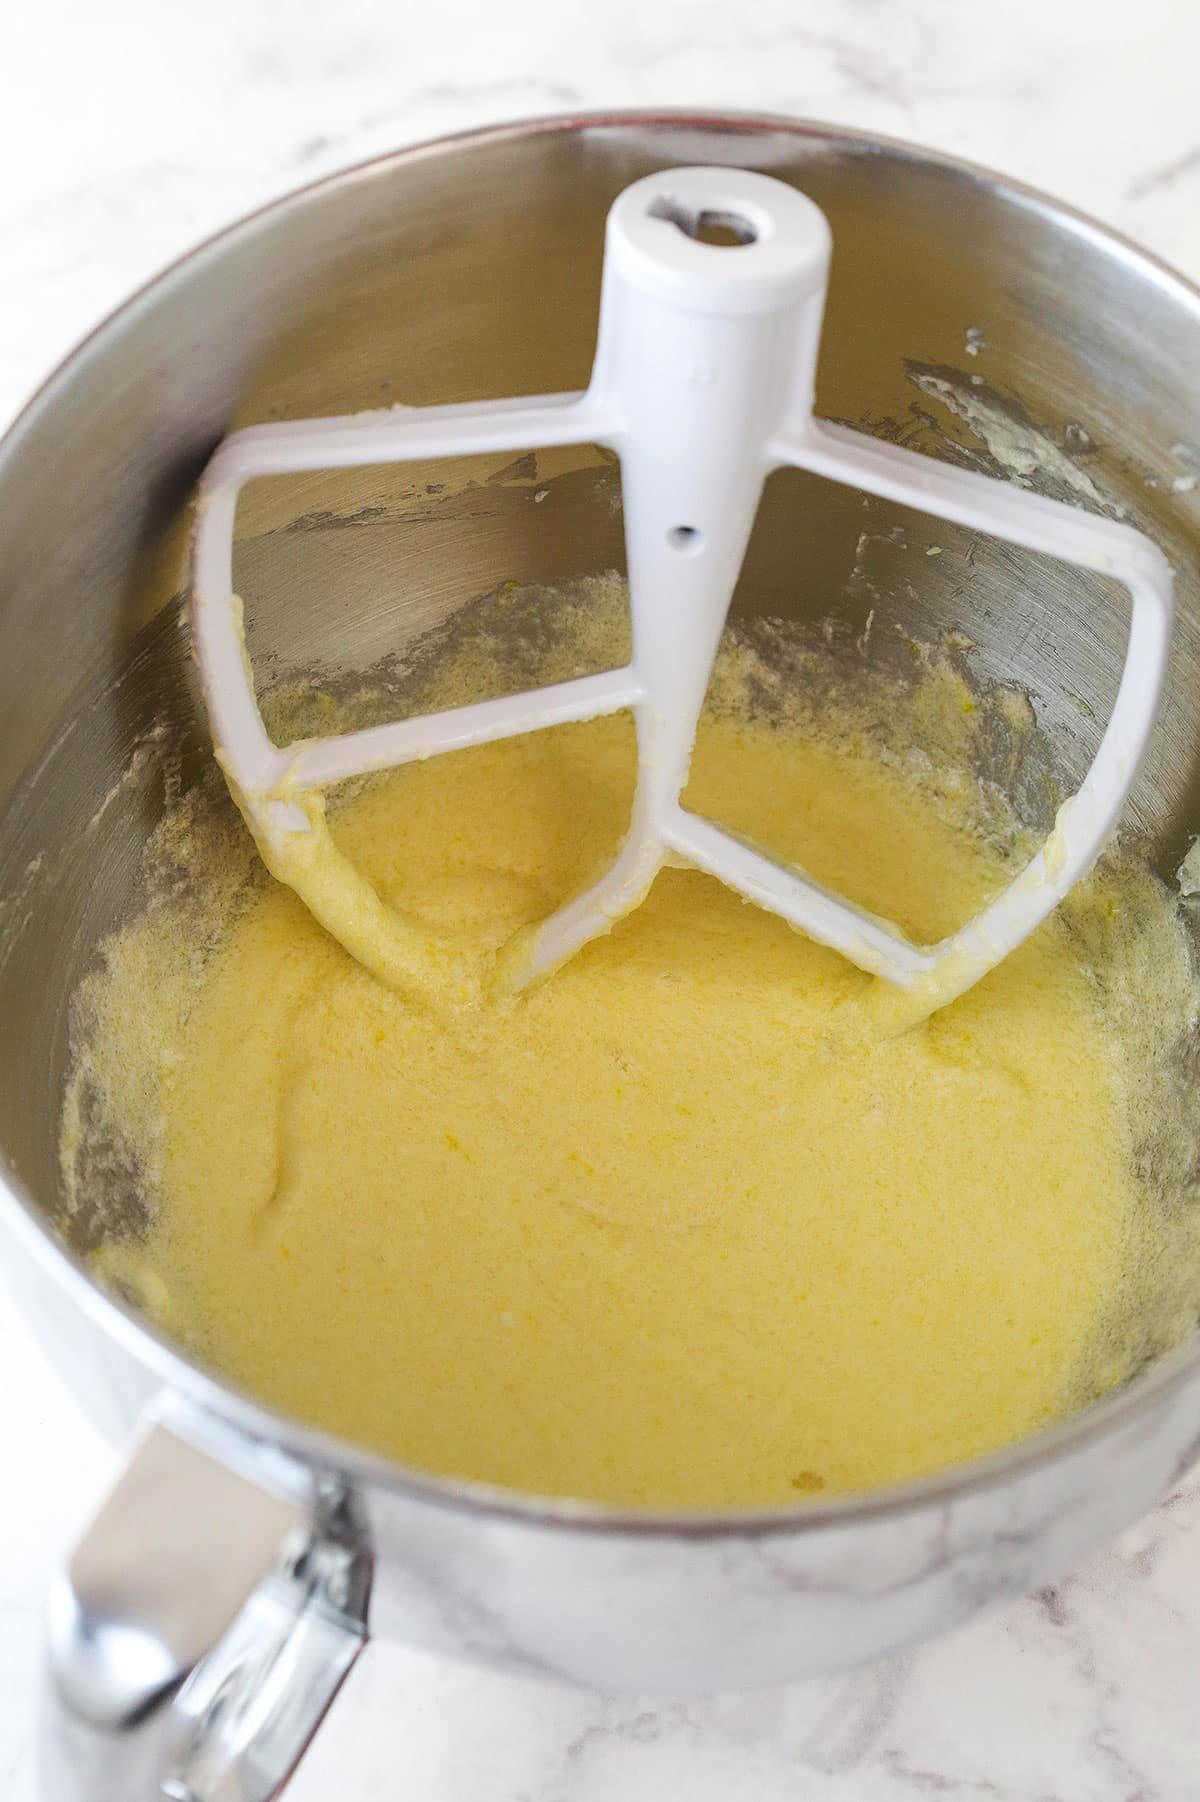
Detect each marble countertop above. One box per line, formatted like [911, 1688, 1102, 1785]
[4, 0, 1200, 1795]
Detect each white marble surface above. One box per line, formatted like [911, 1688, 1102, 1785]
[5, 0, 1200, 1795]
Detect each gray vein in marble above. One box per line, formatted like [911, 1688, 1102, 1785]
[1127, 145, 1200, 201]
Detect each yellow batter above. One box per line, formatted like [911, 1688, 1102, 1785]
[65, 572, 1200, 1510]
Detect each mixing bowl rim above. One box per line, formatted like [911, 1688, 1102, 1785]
[3, 106, 1200, 1539]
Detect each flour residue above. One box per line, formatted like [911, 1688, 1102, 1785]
[911, 371, 1124, 514]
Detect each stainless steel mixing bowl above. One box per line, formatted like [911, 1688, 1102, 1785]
[4, 112, 1200, 1800]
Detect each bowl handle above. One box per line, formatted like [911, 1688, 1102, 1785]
[38, 1414, 371, 1801]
